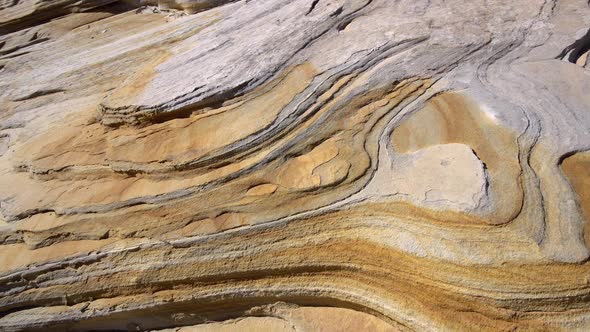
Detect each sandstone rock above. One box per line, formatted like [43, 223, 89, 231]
[0, 0, 123, 33]
[1, 0, 590, 331]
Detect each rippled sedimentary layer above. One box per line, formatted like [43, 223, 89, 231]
[1, 0, 590, 331]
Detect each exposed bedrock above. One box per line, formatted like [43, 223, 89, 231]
[138, 0, 236, 14]
[0, 0, 122, 33]
[1, 0, 590, 331]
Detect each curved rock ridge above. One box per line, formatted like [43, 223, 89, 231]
[0, 0, 121, 33]
[1, 0, 590, 331]
[139, 0, 235, 14]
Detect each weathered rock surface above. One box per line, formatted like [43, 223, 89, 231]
[0, 0, 590, 331]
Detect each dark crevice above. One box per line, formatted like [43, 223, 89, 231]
[8, 208, 57, 223]
[337, 17, 355, 31]
[336, 0, 372, 31]
[306, 0, 320, 15]
[557, 149, 588, 166]
[144, 83, 249, 126]
[0, 33, 49, 56]
[556, 28, 590, 64]
[0, 1, 136, 35]
[103, 78, 254, 128]
[5, 49, 28, 59]
[11, 88, 65, 102]
[330, 6, 343, 17]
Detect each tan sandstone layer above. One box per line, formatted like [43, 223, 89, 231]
[1, 0, 590, 331]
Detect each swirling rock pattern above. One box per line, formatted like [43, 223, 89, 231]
[1, 0, 590, 331]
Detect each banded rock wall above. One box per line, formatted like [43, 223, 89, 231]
[1, 0, 590, 331]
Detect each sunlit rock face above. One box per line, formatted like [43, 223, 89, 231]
[1, 0, 590, 331]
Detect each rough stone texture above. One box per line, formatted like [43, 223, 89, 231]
[0, 0, 590, 331]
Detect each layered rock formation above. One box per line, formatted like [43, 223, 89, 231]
[1, 0, 590, 331]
